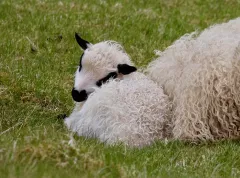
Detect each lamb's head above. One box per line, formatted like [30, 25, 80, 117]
[72, 33, 137, 102]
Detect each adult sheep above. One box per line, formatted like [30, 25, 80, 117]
[146, 17, 240, 141]
[64, 34, 172, 147]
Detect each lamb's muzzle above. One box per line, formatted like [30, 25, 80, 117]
[71, 88, 88, 102]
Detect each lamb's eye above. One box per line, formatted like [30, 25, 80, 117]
[79, 53, 84, 72]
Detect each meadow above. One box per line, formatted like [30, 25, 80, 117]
[1, 0, 240, 177]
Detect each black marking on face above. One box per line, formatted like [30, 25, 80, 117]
[79, 53, 84, 72]
[96, 72, 118, 87]
[75, 33, 90, 50]
[117, 64, 137, 75]
[72, 88, 88, 102]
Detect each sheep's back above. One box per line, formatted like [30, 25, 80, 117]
[146, 17, 240, 141]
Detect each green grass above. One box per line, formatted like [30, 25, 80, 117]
[1, 0, 240, 177]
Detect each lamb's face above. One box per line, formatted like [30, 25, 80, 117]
[72, 33, 137, 102]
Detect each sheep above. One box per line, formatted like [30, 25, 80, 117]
[146, 17, 240, 141]
[64, 34, 172, 147]
[71, 33, 137, 103]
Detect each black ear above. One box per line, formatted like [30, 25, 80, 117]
[117, 64, 137, 75]
[75, 33, 90, 50]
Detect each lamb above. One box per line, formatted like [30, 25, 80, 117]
[146, 17, 240, 141]
[64, 34, 172, 147]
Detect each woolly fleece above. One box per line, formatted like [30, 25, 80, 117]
[146, 17, 240, 141]
[65, 72, 171, 147]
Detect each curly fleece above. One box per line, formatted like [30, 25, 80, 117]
[146, 17, 240, 141]
[65, 72, 171, 147]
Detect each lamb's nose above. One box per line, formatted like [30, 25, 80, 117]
[71, 88, 88, 102]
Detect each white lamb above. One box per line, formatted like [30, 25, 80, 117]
[146, 17, 240, 141]
[64, 34, 172, 147]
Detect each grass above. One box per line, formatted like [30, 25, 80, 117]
[1, 0, 240, 177]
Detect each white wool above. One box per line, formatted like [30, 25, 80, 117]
[65, 72, 172, 147]
[82, 41, 132, 72]
[146, 17, 240, 141]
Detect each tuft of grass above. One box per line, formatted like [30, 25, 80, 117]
[1, 0, 240, 177]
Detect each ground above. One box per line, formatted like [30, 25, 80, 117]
[1, 0, 240, 177]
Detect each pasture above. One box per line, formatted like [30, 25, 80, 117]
[1, 0, 240, 177]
